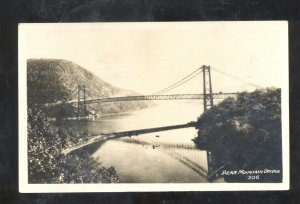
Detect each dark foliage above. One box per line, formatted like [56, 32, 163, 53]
[27, 107, 119, 183]
[194, 88, 282, 182]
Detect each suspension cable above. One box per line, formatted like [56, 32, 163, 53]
[152, 67, 203, 95]
[154, 71, 202, 95]
[210, 66, 261, 88]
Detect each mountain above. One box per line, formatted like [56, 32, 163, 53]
[27, 59, 152, 117]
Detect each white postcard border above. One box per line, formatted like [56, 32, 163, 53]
[18, 21, 289, 192]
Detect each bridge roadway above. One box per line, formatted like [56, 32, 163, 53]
[60, 92, 238, 105]
[61, 121, 197, 155]
[109, 121, 197, 138]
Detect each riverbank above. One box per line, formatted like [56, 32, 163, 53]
[194, 88, 282, 182]
[27, 107, 119, 183]
[47, 110, 135, 121]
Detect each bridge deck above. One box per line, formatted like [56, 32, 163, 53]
[109, 121, 197, 138]
[62, 121, 197, 155]
[47, 93, 238, 106]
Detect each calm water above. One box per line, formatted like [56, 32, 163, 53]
[56, 101, 209, 183]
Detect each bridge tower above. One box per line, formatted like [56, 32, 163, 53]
[201, 65, 214, 177]
[202, 65, 214, 112]
[77, 84, 88, 118]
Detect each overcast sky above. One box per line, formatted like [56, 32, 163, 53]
[20, 22, 288, 94]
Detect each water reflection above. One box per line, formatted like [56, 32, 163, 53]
[56, 101, 210, 183]
[118, 138, 208, 177]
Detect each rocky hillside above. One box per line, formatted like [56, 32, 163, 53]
[194, 88, 282, 182]
[27, 59, 152, 117]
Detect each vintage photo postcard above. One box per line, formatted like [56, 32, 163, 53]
[19, 22, 289, 192]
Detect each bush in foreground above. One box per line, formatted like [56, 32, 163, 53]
[194, 88, 282, 182]
[27, 107, 119, 183]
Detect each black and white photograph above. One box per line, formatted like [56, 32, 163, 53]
[18, 22, 289, 192]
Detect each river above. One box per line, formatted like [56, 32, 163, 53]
[56, 101, 209, 183]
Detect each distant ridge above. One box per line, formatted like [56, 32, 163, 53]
[27, 58, 151, 116]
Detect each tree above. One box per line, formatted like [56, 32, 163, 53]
[28, 107, 119, 183]
[194, 88, 282, 182]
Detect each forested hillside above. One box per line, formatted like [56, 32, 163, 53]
[28, 107, 119, 183]
[27, 59, 151, 117]
[194, 88, 282, 182]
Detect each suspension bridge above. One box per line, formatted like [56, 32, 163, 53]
[47, 65, 258, 117]
[53, 65, 260, 180]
